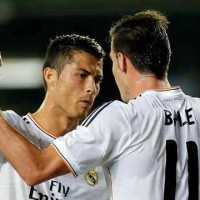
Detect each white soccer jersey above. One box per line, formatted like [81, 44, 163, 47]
[53, 87, 200, 200]
[0, 111, 110, 200]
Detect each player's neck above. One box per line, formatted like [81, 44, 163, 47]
[128, 71, 171, 99]
[136, 76, 170, 93]
[30, 105, 79, 138]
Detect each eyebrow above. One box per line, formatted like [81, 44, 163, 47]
[79, 69, 103, 77]
[79, 69, 91, 75]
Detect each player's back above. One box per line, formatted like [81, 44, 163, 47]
[112, 87, 200, 200]
[51, 87, 200, 200]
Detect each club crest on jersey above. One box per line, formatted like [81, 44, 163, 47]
[84, 168, 98, 186]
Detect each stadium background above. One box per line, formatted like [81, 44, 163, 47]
[0, 0, 200, 115]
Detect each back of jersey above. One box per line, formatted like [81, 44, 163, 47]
[118, 88, 200, 200]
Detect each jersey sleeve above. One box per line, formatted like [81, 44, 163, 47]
[2, 110, 35, 140]
[2, 110, 22, 127]
[52, 101, 133, 176]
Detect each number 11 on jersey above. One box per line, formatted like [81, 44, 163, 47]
[164, 140, 198, 200]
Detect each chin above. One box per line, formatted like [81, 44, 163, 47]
[121, 96, 129, 103]
[76, 106, 91, 119]
[79, 111, 89, 120]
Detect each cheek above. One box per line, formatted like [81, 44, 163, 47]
[112, 64, 116, 76]
[57, 78, 73, 92]
[91, 84, 100, 100]
[55, 82, 72, 99]
[96, 85, 100, 95]
[112, 64, 118, 80]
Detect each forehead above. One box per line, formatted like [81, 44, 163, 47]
[61, 51, 103, 77]
[73, 51, 103, 71]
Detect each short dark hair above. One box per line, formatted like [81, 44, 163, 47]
[109, 10, 171, 79]
[43, 34, 105, 89]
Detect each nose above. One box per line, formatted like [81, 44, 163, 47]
[86, 78, 99, 95]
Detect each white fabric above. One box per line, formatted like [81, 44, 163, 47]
[53, 87, 200, 200]
[0, 111, 110, 200]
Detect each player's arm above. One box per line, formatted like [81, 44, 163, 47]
[0, 112, 70, 185]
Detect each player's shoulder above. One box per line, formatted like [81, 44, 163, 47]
[91, 100, 127, 115]
[2, 110, 21, 121]
[2, 110, 27, 128]
[186, 94, 200, 104]
[81, 100, 129, 127]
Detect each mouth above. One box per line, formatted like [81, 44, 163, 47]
[79, 100, 93, 108]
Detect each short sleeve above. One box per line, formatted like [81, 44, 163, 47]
[52, 101, 132, 176]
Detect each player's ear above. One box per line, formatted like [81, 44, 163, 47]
[43, 67, 57, 88]
[117, 52, 127, 73]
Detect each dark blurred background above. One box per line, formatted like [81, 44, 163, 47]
[0, 0, 200, 115]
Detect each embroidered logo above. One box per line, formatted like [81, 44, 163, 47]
[84, 168, 98, 186]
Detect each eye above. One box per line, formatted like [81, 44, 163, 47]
[79, 72, 88, 79]
[95, 77, 103, 84]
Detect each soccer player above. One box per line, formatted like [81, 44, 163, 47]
[0, 34, 109, 199]
[0, 10, 199, 200]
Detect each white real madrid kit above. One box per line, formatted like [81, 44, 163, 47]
[52, 87, 200, 200]
[0, 111, 109, 200]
